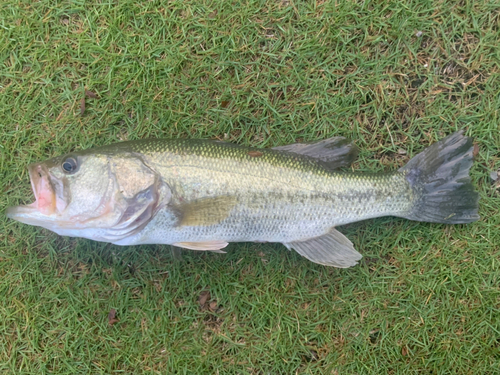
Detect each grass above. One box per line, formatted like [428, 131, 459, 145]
[1, 0, 499, 373]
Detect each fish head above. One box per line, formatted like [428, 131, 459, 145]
[7, 150, 166, 242]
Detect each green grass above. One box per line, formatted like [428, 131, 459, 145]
[1, 0, 499, 373]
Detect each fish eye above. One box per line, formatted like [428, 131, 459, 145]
[61, 157, 78, 174]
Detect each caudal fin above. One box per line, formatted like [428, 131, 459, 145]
[398, 131, 479, 224]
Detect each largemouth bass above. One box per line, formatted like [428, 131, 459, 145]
[7, 131, 479, 267]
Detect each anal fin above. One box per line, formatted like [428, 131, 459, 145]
[284, 228, 362, 268]
[173, 240, 228, 253]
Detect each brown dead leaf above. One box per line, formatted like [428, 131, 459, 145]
[473, 143, 479, 158]
[248, 151, 263, 158]
[80, 97, 85, 116]
[209, 301, 218, 312]
[108, 309, 119, 326]
[198, 290, 210, 308]
[85, 89, 98, 98]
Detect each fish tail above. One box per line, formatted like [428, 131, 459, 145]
[398, 130, 480, 224]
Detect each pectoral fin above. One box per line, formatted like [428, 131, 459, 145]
[175, 196, 238, 227]
[284, 228, 362, 268]
[273, 137, 358, 169]
[173, 241, 228, 252]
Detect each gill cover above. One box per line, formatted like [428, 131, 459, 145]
[101, 157, 166, 242]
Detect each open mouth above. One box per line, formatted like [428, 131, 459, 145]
[27, 163, 56, 215]
[9, 163, 57, 216]
[6, 163, 56, 223]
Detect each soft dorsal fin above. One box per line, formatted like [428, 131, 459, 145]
[174, 195, 238, 227]
[283, 228, 362, 268]
[272, 137, 358, 169]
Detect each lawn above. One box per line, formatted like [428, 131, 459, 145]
[1, 0, 499, 373]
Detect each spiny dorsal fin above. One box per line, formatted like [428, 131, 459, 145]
[272, 137, 358, 169]
[175, 196, 238, 227]
[283, 228, 362, 268]
[173, 241, 228, 252]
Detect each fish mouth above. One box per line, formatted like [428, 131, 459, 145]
[6, 163, 57, 221]
[28, 163, 58, 214]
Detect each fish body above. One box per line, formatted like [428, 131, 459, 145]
[7, 132, 479, 267]
[110, 139, 413, 244]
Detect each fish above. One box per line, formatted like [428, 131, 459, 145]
[6, 131, 479, 268]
